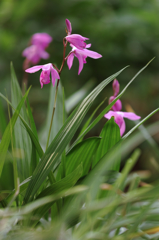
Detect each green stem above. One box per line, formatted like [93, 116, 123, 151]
[46, 78, 60, 150]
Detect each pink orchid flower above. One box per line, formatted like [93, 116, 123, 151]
[22, 45, 50, 64]
[23, 33, 52, 65]
[31, 33, 52, 49]
[104, 111, 141, 136]
[65, 19, 72, 35]
[104, 79, 140, 136]
[25, 63, 60, 88]
[65, 34, 89, 50]
[67, 44, 102, 75]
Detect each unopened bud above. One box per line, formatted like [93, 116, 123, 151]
[113, 79, 120, 97]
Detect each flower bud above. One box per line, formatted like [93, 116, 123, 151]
[65, 19, 72, 35]
[113, 79, 120, 97]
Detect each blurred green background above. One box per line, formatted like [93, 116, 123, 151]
[0, 0, 159, 179]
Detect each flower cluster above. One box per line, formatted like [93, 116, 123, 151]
[104, 79, 141, 136]
[22, 33, 52, 65]
[25, 19, 102, 88]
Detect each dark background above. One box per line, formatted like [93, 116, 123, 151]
[0, 0, 159, 180]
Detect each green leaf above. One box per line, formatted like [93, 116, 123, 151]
[70, 58, 154, 151]
[24, 66, 127, 203]
[114, 149, 141, 191]
[78, 97, 106, 143]
[56, 137, 101, 180]
[65, 79, 95, 113]
[39, 81, 64, 149]
[84, 108, 159, 190]
[93, 117, 121, 171]
[26, 96, 39, 173]
[11, 63, 32, 180]
[30, 164, 83, 226]
[0, 93, 44, 159]
[0, 99, 7, 136]
[37, 164, 83, 199]
[0, 87, 31, 176]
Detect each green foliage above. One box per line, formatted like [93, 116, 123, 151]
[0, 61, 159, 240]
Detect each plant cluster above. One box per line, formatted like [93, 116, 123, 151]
[0, 19, 159, 240]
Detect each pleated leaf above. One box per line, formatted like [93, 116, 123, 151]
[39, 81, 64, 148]
[24, 66, 127, 203]
[93, 117, 121, 171]
[56, 137, 101, 180]
[26, 96, 39, 173]
[0, 93, 44, 159]
[0, 99, 7, 136]
[0, 87, 31, 176]
[11, 63, 32, 180]
[29, 164, 83, 226]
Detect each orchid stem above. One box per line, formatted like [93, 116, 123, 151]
[46, 40, 67, 185]
[46, 39, 67, 150]
[46, 78, 60, 150]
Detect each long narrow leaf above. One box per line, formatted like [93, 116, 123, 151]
[0, 93, 44, 159]
[11, 63, 32, 180]
[0, 87, 31, 176]
[70, 58, 154, 151]
[24, 66, 127, 203]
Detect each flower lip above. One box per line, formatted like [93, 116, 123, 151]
[104, 111, 141, 136]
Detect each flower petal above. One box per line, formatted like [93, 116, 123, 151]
[25, 65, 43, 73]
[51, 67, 60, 86]
[42, 63, 52, 71]
[32, 33, 52, 49]
[39, 49, 50, 59]
[67, 52, 74, 70]
[86, 43, 91, 48]
[65, 34, 89, 49]
[114, 115, 125, 136]
[104, 111, 118, 119]
[122, 112, 141, 120]
[83, 49, 102, 59]
[112, 99, 122, 111]
[75, 52, 84, 75]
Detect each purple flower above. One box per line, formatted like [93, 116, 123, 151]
[104, 111, 141, 136]
[25, 63, 60, 88]
[65, 34, 89, 50]
[22, 45, 50, 64]
[104, 79, 141, 136]
[65, 19, 72, 35]
[31, 33, 52, 49]
[22, 33, 52, 65]
[67, 44, 102, 74]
